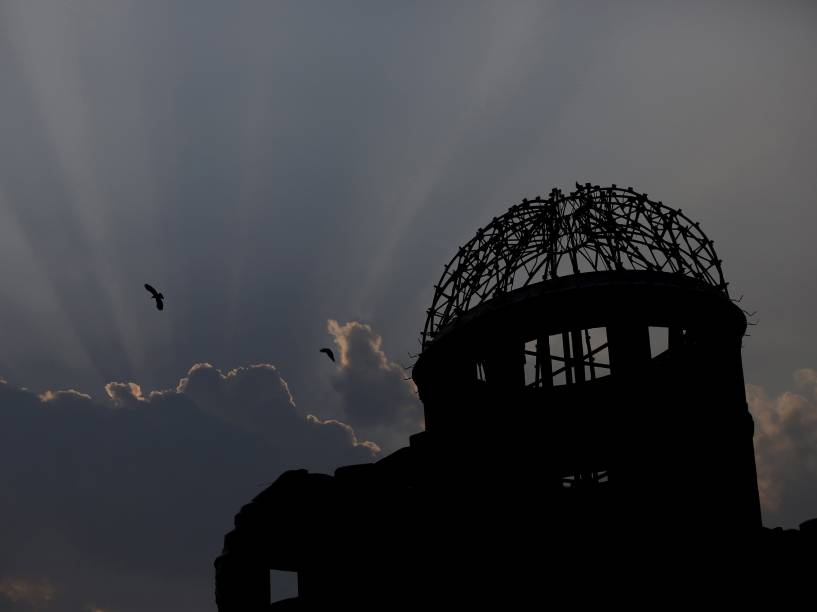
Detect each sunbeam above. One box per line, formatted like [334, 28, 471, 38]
[3, 3, 145, 381]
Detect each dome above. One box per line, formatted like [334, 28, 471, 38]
[422, 183, 726, 347]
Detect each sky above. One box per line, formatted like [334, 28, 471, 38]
[0, 1, 815, 610]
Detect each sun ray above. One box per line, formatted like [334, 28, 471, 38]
[2, 2, 152, 380]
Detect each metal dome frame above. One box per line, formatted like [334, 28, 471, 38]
[422, 183, 727, 347]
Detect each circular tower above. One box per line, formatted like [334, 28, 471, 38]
[412, 183, 761, 534]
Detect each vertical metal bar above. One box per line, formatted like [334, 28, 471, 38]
[539, 336, 552, 388]
[584, 328, 596, 380]
[531, 342, 540, 388]
[571, 329, 585, 384]
[562, 331, 573, 385]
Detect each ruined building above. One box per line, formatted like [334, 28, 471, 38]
[215, 184, 815, 609]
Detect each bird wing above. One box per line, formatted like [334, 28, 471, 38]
[155, 297, 164, 311]
[320, 348, 335, 362]
[144, 283, 158, 297]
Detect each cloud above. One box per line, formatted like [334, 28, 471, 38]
[0, 363, 376, 612]
[327, 320, 423, 452]
[175, 362, 380, 459]
[747, 370, 817, 528]
[104, 381, 145, 407]
[0, 577, 55, 610]
[793, 368, 817, 399]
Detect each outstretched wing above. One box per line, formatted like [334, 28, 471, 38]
[155, 297, 164, 311]
[144, 283, 158, 297]
[319, 348, 335, 362]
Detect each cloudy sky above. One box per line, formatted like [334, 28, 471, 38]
[0, 1, 815, 610]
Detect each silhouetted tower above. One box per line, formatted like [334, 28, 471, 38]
[413, 183, 761, 533]
[215, 184, 767, 610]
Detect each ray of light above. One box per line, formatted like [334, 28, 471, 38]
[2, 2, 154, 382]
[0, 188, 102, 384]
[351, 3, 560, 314]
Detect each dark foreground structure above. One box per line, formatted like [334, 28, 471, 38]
[215, 184, 815, 609]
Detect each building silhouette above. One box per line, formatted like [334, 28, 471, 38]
[215, 184, 815, 609]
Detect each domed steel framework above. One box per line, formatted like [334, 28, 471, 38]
[422, 183, 727, 347]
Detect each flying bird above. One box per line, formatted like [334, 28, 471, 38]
[319, 348, 335, 362]
[144, 283, 164, 310]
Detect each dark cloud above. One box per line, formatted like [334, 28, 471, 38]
[327, 320, 423, 452]
[0, 363, 376, 612]
[748, 369, 817, 528]
[0, 577, 56, 611]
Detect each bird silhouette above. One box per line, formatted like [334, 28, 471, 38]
[319, 348, 335, 362]
[144, 283, 164, 310]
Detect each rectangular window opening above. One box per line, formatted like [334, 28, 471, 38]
[270, 570, 298, 603]
[649, 326, 669, 357]
[583, 327, 610, 380]
[548, 334, 568, 386]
